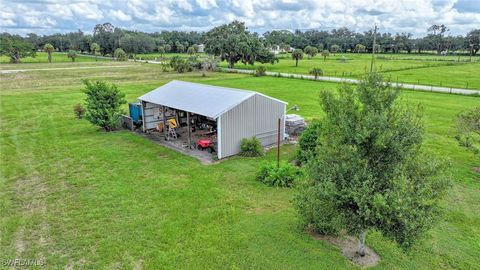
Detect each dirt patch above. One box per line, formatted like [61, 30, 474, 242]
[472, 167, 480, 174]
[133, 259, 143, 270]
[309, 229, 380, 267]
[13, 173, 53, 266]
[13, 227, 26, 254]
[15, 73, 29, 80]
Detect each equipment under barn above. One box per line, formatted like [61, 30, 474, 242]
[136, 80, 287, 159]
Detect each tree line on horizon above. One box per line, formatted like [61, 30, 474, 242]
[1, 21, 479, 64]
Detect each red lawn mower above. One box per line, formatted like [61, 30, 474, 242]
[196, 139, 216, 153]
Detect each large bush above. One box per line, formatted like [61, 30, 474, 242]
[114, 48, 128, 61]
[309, 68, 323, 79]
[455, 106, 480, 155]
[170, 56, 190, 73]
[255, 66, 267, 76]
[256, 162, 303, 187]
[67, 50, 78, 62]
[296, 120, 323, 165]
[239, 136, 264, 157]
[83, 80, 126, 131]
[201, 55, 219, 76]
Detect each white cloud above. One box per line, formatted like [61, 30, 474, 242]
[2, 0, 479, 36]
[196, 0, 217, 9]
[70, 3, 104, 20]
[108, 9, 132, 21]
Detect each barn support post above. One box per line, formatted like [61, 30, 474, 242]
[141, 101, 146, 132]
[277, 118, 281, 168]
[187, 112, 191, 148]
[217, 116, 222, 159]
[162, 105, 168, 140]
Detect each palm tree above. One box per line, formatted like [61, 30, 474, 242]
[44, 43, 55, 63]
[309, 68, 323, 79]
[321, 50, 330, 62]
[67, 50, 78, 62]
[292, 49, 304, 67]
[90, 43, 100, 61]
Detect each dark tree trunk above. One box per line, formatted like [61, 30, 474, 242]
[10, 53, 21, 63]
[48, 53, 52, 63]
[357, 231, 367, 257]
[295, 59, 298, 67]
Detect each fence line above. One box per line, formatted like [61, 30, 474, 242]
[221, 68, 480, 96]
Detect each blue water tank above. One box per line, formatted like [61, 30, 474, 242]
[129, 102, 142, 123]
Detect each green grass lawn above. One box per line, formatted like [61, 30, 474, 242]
[0, 52, 110, 64]
[0, 62, 479, 269]
[220, 53, 480, 89]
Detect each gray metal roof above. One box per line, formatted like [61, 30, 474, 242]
[138, 80, 286, 118]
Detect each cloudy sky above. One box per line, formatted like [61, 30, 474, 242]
[1, 0, 479, 36]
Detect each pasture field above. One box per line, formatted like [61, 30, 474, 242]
[0, 52, 110, 64]
[0, 62, 479, 269]
[220, 53, 480, 89]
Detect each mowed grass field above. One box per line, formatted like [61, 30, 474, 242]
[0, 52, 110, 64]
[219, 53, 480, 89]
[0, 62, 479, 269]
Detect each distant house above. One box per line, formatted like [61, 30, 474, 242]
[197, 44, 204, 53]
[269, 45, 293, 54]
[270, 45, 281, 55]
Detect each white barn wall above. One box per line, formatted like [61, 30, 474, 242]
[143, 102, 163, 130]
[219, 94, 285, 158]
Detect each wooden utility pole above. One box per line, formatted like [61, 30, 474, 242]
[370, 24, 378, 73]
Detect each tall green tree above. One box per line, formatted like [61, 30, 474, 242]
[204, 21, 276, 68]
[330, 44, 340, 55]
[176, 44, 185, 53]
[354, 44, 366, 53]
[304, 45, 318, 58]
[465, 29, 479, 56]
[157, 46, 165, 57]
[82, 80, 126, 131]
[93, 23, 117, 55]
[90, 42, 100, 61]
[291, 49, 303, 67]
[0, 33, 36, 63]
[295, 73, 450, 255]
[427, 24, 449, 54]
[44, 43, 55, 63]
